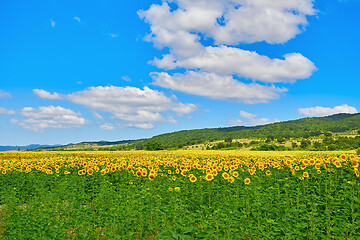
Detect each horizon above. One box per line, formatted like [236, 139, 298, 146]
[1, 0, 360, 146]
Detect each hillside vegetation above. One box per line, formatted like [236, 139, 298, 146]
[43, 113, 360, 151]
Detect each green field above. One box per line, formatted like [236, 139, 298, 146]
[1, 150, 360, 239]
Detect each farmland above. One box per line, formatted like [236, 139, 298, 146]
[1, 150, 360, 239]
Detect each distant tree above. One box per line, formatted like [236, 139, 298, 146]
[357, 149, 360, 155]
[300, 139, 311, 149]
[225, 137, 233, 143]
[145, 141, 164, 151]
[313, 141, 322, 150]
[358, 130, 360, 134]
[267, 135, 275, 140]
[292, 142, 298, 148]
[324, 132, 332, 137]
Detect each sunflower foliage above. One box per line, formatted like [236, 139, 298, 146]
[0, 150, 360, 239]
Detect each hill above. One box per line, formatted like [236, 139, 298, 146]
[0, 144, 61, 151]
[37, 113, 360, 151]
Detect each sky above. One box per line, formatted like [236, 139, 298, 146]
[1, 0, 360, 146]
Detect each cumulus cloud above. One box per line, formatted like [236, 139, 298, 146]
[50, 19, 56, 27]
[33, 89, 62, 100]
[100, 123, 115, 130]
[74, 16, 81, 23]
[229, 110, 279, 126]
[229, 118, 279, 126]
[121, 76, 132, 82]
[0, 107, 15, 115]
[239, 110, 257, 119]
[151, 71, 286, 103]
[139, 0, 317, 102]
[298, 104, 358, 117]
[0, 90, 12, 98]
[109, 33, 118, 38]
[152, 46, 316, 83]
[35, 86, 197, 129]
[11, 106, 87, 132]
[139, 0, 315, 46]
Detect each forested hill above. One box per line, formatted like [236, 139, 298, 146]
[128, 113, 360, 150]
[39, 113, 360, 151]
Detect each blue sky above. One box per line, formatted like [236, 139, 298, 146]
[1, 0, 359, 145]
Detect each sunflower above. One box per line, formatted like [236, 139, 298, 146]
[228, 176, 234, 183]
[244, 178, 250, 185]
[303, 172, 309, 178]
[205, 174, 214, 181]
[175, 187, 180, 191]
[172, 176, 176, 181]
[136, 170, 142, 177]
[299, 176, 304, 180]
[87, 168, 94, 175]
[189, 175, 197, 182]
[232, 171, 239, 178]
[317, 170, 321, 174]
[222, 172, 230, 180]
[169, 187, 173, 191]
[334, 161, 341, 168]
[148, 173, 155, 181]
[266, 170, 271, 176]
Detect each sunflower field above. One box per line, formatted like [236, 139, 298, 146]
[0, 150, 359, 239]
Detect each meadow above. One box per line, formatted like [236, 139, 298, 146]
[0, 150, 359, 239]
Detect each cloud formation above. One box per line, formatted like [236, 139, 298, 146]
[109, 33, 118, 38]
[35, 86, 197, 129]
[74, 16, 81, 23]
[229, 110, 279, 126]
[0, 90, 12, 98]
[0, 107, 15, 115]
[298, 104, 358, 117]
[239, 110, 257, 119]
[50, 19, 56, 27]
[11, 106, 87, 132]
[139, 0, 317, 103]
[151, 71, 286, 103]
[33, 89, 62, 100]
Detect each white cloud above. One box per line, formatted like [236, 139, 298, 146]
[0, 90, 12, 98]
[0, 107, 15, 115]
[100, 123, 115, 130]
[121, 76, 132, 82]
[109, 33, 118, 38]
[139, 0, 317, 102]
[230, 109, 279, 126]
[11, 106, 87, 132]
[33, 89, 62, 100]
[128, 123, 154, 129]
[239, 110, 257, 119]
[139, 0, 315, 46]
[92, 112, 104, 120]
[35, 86, 197, 129]
[229, 118, 279, 126]
[74, 16, 81, 23]
[50, 19, 56, 27]
[298, 104, 358, 117]
[151, 71, 286, 103]
[152, 46, 316, 83]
